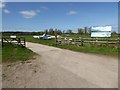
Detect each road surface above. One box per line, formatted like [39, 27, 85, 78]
[3, 42, 118, 88]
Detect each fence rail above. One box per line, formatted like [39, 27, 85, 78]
[57, 37, 120, 47]
[2, 37, 26, 47]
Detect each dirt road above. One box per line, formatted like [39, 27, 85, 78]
[3, 42, 118, 88]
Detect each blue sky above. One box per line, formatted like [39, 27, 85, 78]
[2, 2, 118, 32]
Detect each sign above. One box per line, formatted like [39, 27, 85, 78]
[91, 26, 112, 37]
[10, 35, 16, 38]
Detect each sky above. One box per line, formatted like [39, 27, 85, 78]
[1, 2, 118, 32]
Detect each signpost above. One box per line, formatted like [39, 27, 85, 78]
[91, 26, 112, 37]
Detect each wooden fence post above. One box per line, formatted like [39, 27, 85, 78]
[18, 38, 20, 44]
[81, 37, 83, 46]
[1, 37, 3, 47]
[55, 35, 57, 45]
[24, 38, 26, 47]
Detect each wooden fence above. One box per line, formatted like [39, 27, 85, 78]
[2, 37, 26, 47]
[56, 37, 120, 47]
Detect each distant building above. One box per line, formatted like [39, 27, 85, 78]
[88, 27, 91, 34]
[84, 27, 90, 34]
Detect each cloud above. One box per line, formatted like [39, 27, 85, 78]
[36, 10, 40, 12]
[19, 10, 39, 18]
[66, 11, 78, 15]
[0, 1, 5, 8]
[41, 6, 48, 10]
[3, 9, 10, 14]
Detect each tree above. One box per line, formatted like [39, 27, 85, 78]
[44, 29, 48, 34]
[66, 29, 72, 34]
[57, 29, 62, 35]
[63, 30, 65, 34]
[54, 28, 58, 34]
[49, 28, 54, 35]
[78, 28, 84, 35]
[84, 27, 89, 35]
[112, 31, 117, 34]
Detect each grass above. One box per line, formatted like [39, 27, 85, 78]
[61, 34, 119, 38]
[53, 44, 118, 56]
[3, 34, 119, 57]
[2, 44, 35, 62]
[61, 34, 91, 38]
[26, 35, 55, 46]
[21, 35, 118, 56]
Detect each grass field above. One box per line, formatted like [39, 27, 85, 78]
[23, 35, 118, 56]
[2, 44, 35, 62]
[61, 34, 119, 38]
[53, 44, 118, 56]
[2, 34, 119, 57]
